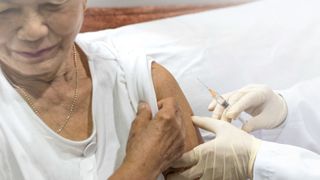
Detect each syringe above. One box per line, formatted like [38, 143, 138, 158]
[197, 78, 246, 124]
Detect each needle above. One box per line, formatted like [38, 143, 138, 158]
[197, 78, 229, 108]
[197, 78, 217, 98]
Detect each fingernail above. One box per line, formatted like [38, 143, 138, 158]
[191, 116, 197, 120]
[138, 101, 146, 110]
[207, 101, 216, 111]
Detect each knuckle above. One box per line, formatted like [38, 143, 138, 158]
[164, 97, 179, 109]
[137, 103, 151, 116]
[159, 111, 176, 121]
[167, 97, 177, 104]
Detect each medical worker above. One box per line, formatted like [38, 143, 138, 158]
[168, 77, 320, 179]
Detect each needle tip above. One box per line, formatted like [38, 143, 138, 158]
[197, 77, 209, 89]
[197, 77, 218, 97]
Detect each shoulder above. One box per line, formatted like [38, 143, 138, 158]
[151, 62, 203, 149]
[76, 31, 148, 67]
[151, 62, 181, 100]
[76, 30, 119, 61]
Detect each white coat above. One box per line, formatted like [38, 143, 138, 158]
[253, 77, 320, 179]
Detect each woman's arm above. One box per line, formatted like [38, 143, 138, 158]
[109, 62, 202, 180]
[151, 62, 203, 151]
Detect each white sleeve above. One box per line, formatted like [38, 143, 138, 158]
[254, 141, 320, 180]
[108, 39, 159, 116]
[255, 77, 320, 153]
[0, 129, 13, 180]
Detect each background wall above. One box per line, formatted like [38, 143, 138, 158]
[87, 0, 248, 7]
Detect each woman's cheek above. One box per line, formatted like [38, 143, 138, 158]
[47, 8, 84, 36]
[0, 30, 10, 45]
[0, 17, 19, 44]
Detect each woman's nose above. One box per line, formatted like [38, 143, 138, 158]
[17, 10, 48, 42]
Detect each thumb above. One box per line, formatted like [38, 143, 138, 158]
[192, 116, 223, 133]
[241, 114, 264, 132]
[208, 99, 217, 111]
[171, 149, 198, 168]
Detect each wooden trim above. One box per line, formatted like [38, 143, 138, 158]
[81, 3, 248, 32]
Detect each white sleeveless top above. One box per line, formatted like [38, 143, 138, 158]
[0, 30, 159, 180]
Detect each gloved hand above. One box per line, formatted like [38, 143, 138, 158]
[167, 116, 261, 180]
[208, 84, 288, 132]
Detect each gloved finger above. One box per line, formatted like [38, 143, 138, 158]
[167, 163, 203, 180]
[212, 104, 225, 119]
[241, 114, 265, 132]
[212, 92, 235, 119]
[226, 91, 263, 119]
[227, 91, 246, 109]
[220, 110, 232, 122]
[192, 116, 223, 133]
[208, 99, 217, 111]
[220, 91, 245, 122]
[170, 149, 199, 168]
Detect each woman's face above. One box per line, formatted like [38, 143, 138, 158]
[0, 0, 86, 78]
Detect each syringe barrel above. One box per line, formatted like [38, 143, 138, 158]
[216, 95, 229, 108]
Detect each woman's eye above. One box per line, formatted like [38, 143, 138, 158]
[0, 8, 18, 15]
[41, 3, 63, 11]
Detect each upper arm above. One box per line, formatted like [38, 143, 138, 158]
[151, 62, 203, 151]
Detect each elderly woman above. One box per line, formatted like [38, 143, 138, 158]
[0, 0, 201, 179]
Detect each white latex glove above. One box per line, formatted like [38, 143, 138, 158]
[208, 84, 288, 132]
[167, 116, 261, 180]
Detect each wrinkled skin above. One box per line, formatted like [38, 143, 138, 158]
[110, 98, 186, 179]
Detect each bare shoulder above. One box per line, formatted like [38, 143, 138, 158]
[151, 62, 202, 151]
[151, 62, 182, 100]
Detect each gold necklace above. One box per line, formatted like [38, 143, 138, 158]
[14, 45, 79, 134]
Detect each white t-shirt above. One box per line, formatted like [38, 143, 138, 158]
[0, 30, 158, 180]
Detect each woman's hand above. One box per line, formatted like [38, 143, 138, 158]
[110, 98, 186, 179]
[208, 84, 288, 132]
